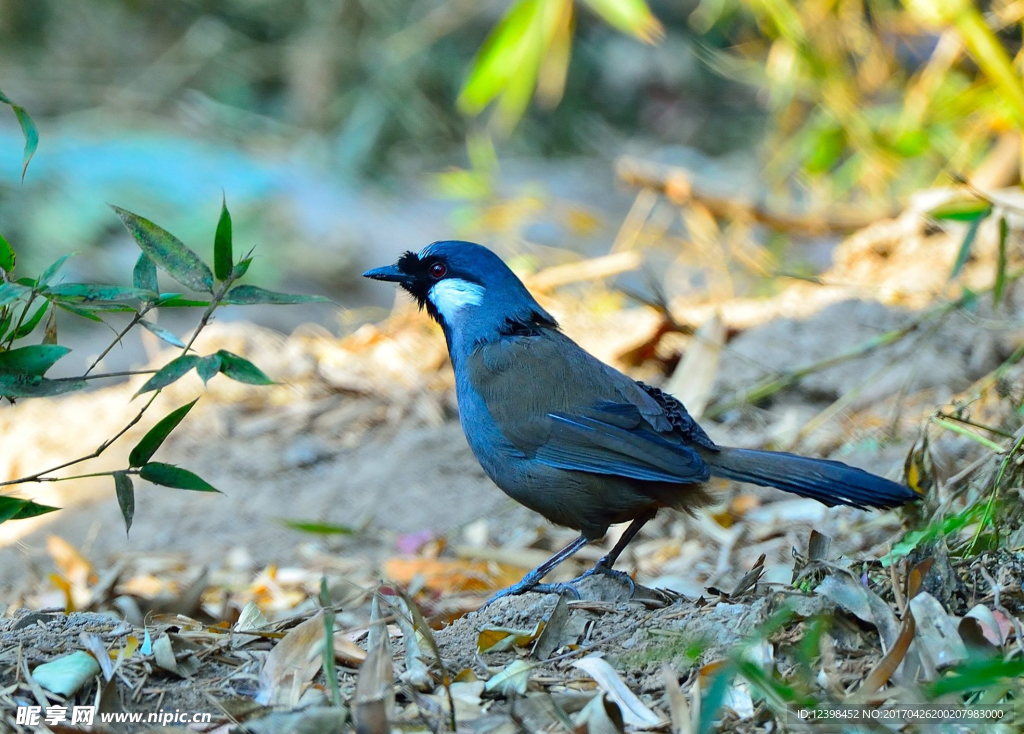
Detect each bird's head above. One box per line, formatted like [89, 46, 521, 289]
[363, 241, 557, 346]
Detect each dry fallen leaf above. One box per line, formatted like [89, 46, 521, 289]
[477, 621, 544, 654]
[663, 312, 725, 419]
[257, 611, 326, 707]
[575, 692, 625, 734]
[662, 664, 692, 734]
[909, 592, 968, 673]
[571, 655, 662, 727]
[354, 597, 394, 734]
[484, 659, 533, 697]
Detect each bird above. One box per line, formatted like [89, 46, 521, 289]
[364, 241, 918, 604]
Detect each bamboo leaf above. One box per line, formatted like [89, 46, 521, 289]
[110, 206, 215, 293]
[129, 399, 199, 467]
[221, 285, 330, 305]
[0, 344, 70, 376]
[0, 374, 86, 397]
[994, 216, 1008, 305]
[39, 254, 73, 288]
[134, 355, 200, 396]
[949, 215, 986, 280]
[0, 282, 30, 308]
[133, 253, 159, 294]
[0, 233, 14, 272]
[12, 301, 49, 339]
[580, 0, 663, 43]
[46, 284, 155, 304]
[113, 471, 135, 536]
[214, 196, 233, 282]
[0, 496, 61, 524]
[56, 302, 103, 322]
[0, 87, 39, 180]
[216, 350, 273, 385]
[196, 354, 222, 385]
[138, 319, 185, 348]
[140, 462, 219, 492]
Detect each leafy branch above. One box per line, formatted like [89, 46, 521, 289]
[0, 199, 330, 535]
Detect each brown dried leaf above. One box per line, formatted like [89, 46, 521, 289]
[532, 594, 570, 660]
[257, 611, 326, 707]
[354, 597, 394, 734]
[662, 664, 692, 734]
[478, 621, 544, 654]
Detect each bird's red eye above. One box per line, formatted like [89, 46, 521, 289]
[429, 262, 447, 279]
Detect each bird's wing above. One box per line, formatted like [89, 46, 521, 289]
[468, 331, 710, 483]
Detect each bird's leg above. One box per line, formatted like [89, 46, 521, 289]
[479, 535, 590, 609]
[574, 511, 657, 594]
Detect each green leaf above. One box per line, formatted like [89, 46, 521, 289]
[0, 345, 70, 376]
[222, 285, 330, 305]
[0, 87, 39, 181]
[458, 0, 546, 122]
[38, 254, 73, 288]
[12, 301, 49, 339]
[55, 302, 103, 322]
[0, 282, 30, 308]
[133, 253, 159, 294]
[0, 496, 60, 524]
[994, 216, 1008, 305]
[216, 350, 273, 385]
[950, 215, 986, 280]
[140, 462, 219, 492]
[0, 233, 14, 272]
[231, 257, 253, 280]
[0, 310, 12, 341]
[196, 354, 222, 385]
[138, 319, 185, 348]
[153, 296, 210, 308]
[214, 196, 233, 281]
[110, 205, 215, 293]
[927, 655, 1024, 697]
[0, 374, 86, 397]
[134, 354, 200, 396]
[129, 399, 199, 467]
[579, 0, 663, 43]
[47, 283, 155, 303]
[698, 663, 735, 734]
[113, 471, 134, 536]
[930, 198, 992, 222]
[281, 520, 357, 535]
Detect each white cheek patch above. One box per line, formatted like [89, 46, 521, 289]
[428, 279, 484, 320]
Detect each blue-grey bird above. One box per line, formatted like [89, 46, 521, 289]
[364, 241, 918, 603]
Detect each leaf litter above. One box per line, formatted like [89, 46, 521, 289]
[3, 199, 1024, 731]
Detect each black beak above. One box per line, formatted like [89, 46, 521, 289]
[362, 264, 410, 284]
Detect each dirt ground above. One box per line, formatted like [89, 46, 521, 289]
[2, 205, 1023, 732]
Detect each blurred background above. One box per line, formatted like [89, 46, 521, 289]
[4, 0, 1020, 341]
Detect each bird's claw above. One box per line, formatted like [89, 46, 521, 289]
[478, 563, 635, 610]
[576, 563, 637, 596]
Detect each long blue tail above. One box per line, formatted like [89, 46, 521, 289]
[703, 447, 917, 510]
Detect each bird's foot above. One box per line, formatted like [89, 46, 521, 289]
[575, 563, 636, 596]
[478, 580, 580, 610]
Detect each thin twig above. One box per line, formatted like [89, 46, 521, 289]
[0, 392, 159, 488]
[83, 305, 151, 377]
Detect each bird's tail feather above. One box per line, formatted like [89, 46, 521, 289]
[703, 447, 916, 510]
